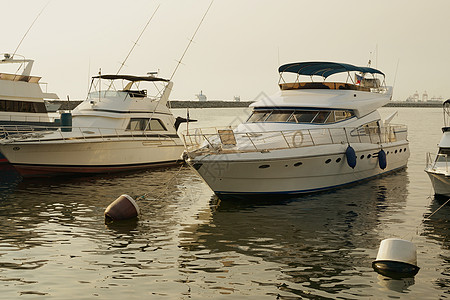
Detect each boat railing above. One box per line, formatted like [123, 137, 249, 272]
[426, 152, 448, 172]
[182, 124, 408, 154]
[0, 124, 180, 145]
[0, 114, 52, 123]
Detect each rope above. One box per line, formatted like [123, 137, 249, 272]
[424, 197, 450, 220]
[134, 163, 186, 201]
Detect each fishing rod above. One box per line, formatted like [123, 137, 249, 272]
[116, 4, 160, 75]
[169, 0, 214, 81]
[12, 2, 50, 58]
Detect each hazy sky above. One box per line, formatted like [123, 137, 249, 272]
[2, 0, 450, 102]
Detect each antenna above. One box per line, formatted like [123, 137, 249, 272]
[116, 4, 160, 75]
[12, 2, 50, 58]
[169, 0, 214, 81]
[391, 59, 400, 100]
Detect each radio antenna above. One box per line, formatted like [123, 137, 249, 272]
[12, 2, 50, 58]
[116, 4, 160, 75]
[169, 0, 214, 81]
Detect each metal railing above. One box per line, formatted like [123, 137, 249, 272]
[426, 152, 448, 173]
[0, 124, 180, 145]
[182, 124, 408, 155]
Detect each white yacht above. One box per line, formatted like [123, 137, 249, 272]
[0, 53, 59, 162]
[0, 74, 185, 177]
[183, 61, 410, 199]
[425, 99, 450, 198]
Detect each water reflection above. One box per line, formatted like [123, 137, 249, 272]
[179, 171, 410, 298]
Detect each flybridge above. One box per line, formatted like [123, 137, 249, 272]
[278, 61, 387, 91]
[92, 74, 169, 82]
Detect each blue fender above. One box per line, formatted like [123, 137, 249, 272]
[378, 149, 387, 170]
[345, 145, 357, 169]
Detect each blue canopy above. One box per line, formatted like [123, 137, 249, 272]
[278, 62, 384, 78]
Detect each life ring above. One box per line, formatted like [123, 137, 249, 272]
[194, 128, 202, 145]
[292, 130, 303, 148]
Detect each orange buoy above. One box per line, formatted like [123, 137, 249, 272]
[104, 194, 140, 222]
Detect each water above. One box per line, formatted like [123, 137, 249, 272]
[0, 107, 449, 299]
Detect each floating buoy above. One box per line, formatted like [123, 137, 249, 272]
[378, 149, 387, 170]
[104, 194, 140, 222]
[345, 145, 357, 169]
[372, 238, 420, 279]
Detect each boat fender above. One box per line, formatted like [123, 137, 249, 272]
[292, 131, 303, 147]
[345, 145, 357, 169]
[378, 149, 387, 170]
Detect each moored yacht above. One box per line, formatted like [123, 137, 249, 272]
[0, 53, 60, 162]
[0, 74, 185, 177]
[183, 61, 410, 199]
[425, 99, 450, 198]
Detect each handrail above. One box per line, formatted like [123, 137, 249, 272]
[183, 124, 408, 155]
[0, 124, 180, 145]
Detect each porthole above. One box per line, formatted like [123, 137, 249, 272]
[368, 154, 372, 159]
[360, 155, 365, 159]
[325, 159, 331, 164]
[404, 148, 407, 152]
[294, 162, 303, 167]
[395, 150, 398, 154]
[399, 149, 402, 153]
[387, 151, 389, 155]
[336, 157, 342, 163]
[259, 164, 270, 169]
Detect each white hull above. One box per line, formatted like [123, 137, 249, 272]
[425, 169, 450, 197]
[190, 141, 409, 196]
[1, 139, 184, 176]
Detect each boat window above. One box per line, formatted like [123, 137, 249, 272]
[126, 118, 167, 131]
[289, 111, 318, 123]
[149, 119, 167, 131]
[265, 110, 293, 122]
[335, 110, 354, 122]
[312, 111, 330, 124]
[248, 109, 354, 124]
[127, 118, 148, 131]
[247, 111, 271, 122]
[437, 148, 450, 162]
[0, 99, 47, 113]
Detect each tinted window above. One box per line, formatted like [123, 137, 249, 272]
[126, 118, 167, 131]
[265, 110, 293, 122]
[247, 111, 271, 122]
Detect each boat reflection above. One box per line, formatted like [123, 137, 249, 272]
[179, 170, 410, 297]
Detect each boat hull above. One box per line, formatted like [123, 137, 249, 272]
[189, 142, 409, 198]
[425, 169, 450, 198]
[0, 139, 185, 177]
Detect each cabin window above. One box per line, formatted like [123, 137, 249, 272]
[126, 118, 167, 131]
[247, 109, 354, 124]
[149, 119, 167, 131]
[289, 111, 318, 123]
[437, 148, 450, 162]
[312, 111, 330, 123]
[265, 110, 293, 122]
[247, 111, 271, 122]
[335, 110, 354, 122]
[0, 99, 47, 113]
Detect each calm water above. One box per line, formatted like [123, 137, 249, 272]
[0, 107, 449, 299]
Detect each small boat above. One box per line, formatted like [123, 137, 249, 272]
[0, 74, 185, 177]
[0, 53, 60, 162]
[183, 61, 410, 199]
[425, 99, 450, 198]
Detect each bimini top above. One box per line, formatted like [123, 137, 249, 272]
[278, 62, 384, 78]
[93, 74, 169, 82]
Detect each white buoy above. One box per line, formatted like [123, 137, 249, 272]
[372, 238, 420, 278]
[104, 194, 140, 222]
